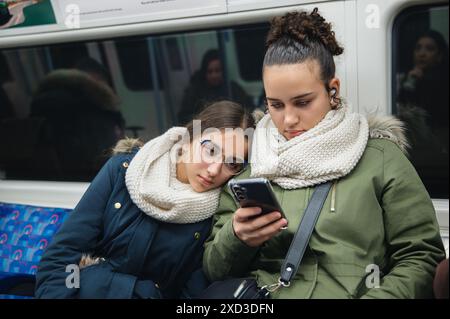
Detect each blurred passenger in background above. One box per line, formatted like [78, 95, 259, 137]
[398, 30, 449, 130]
[29, 59, 125, 181]
[397, 30, 449, 197]
[74, 57, 116, 92]
[178, 49, 255, 125]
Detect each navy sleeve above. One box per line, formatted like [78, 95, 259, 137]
[35, 156, 118, 298]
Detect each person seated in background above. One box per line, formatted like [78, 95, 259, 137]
[398, 30, 449, 126]
[397, 30, 448, 145]
[74, 57, 117, 92]
[29, 65, 125, 181]
[177, 49, 255, 125]
[396, 30, 449, 198]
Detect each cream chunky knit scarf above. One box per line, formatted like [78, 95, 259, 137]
[125, 127, 221, 224]
[250, 106, 369, 189]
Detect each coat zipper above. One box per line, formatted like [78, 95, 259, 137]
[330, 181, 337, 213]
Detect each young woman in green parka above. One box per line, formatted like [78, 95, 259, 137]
[202, 9, 446, 299]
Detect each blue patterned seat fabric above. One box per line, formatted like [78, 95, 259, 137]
[0, 202, 70, 298]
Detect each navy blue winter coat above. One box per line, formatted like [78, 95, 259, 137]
[35, 149, 211, 298]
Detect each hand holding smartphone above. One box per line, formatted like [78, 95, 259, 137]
[228, 178, 288, 228]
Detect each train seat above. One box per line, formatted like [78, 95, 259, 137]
[0, 202, 70, 298]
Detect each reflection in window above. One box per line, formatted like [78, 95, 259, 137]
[116, 39, 154, 91]
[0, 24, 264, 182]
[234, 24, 269, 82]
[393, 5, 449, 198]
[50, 43, 89, 70]
[165, 38, 183, 71]
[177, 48, 255, 125]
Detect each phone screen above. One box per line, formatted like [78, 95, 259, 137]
[228, 178, 287, 221]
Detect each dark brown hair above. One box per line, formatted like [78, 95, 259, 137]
[264, 8, 344, 91]
[185, 100, 255, 141]
[112, 100, 255, 155]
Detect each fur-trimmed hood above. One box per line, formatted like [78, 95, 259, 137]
[367, 114, 409, 153]
[112, 137, 144, 155]
[34, 69, 120, 112]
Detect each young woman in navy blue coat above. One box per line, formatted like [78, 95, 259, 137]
[35, 101, 255, 298]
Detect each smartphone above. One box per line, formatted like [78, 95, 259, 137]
[228, 178, 288, 226]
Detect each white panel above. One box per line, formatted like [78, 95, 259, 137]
[434, 198, 449, 257]
[343, 0, 359, 111]
[227, 0, 334, 13]
[0, 181, 89, 209]
[0, 0, 227, 38]
[57, 0, 227, 28]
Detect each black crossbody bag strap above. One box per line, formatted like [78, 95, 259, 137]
[279, 182, 332, 286]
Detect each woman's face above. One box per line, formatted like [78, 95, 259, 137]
[414, 36, 442, 70]
[206, 59, 224, 87]
[263, 60, 339, 140]
[178, 130, 248, 193]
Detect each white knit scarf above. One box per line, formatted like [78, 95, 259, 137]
[250, 106, 369, 189]
[125, 127, 221, 224]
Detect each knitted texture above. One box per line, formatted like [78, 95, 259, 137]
[250, 106, 369, 189]
[125, 127, 221, 224]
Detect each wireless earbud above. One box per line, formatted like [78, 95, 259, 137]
[330, 88, 338, 109]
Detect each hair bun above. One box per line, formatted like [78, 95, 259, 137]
[266, 8, 344, 56]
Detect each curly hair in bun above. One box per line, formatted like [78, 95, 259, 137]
[263, 8, 344, 91]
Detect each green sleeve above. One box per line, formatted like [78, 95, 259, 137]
[203, 186, 260, 281]
[361, 140, 445, 299]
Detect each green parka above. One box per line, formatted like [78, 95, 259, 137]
[203, 118, 445, 299]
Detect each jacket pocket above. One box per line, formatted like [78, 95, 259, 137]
[79, 262, 137, 299]
[321, 262, 367, 298]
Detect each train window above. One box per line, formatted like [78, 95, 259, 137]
[116, 38, 155, 91]
[233, 24, 269, 82]
[50, 43, 89, 70]
[164, 37, 183, 71]
[392, 4, 449, 199]
[0, 24, 263, 182]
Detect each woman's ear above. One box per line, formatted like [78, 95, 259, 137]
[328, 78, 341, 97]
[330, 88, 337, 98]
[328, 78, 341, 108]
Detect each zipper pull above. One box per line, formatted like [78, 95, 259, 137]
[330, 181, 337, 213]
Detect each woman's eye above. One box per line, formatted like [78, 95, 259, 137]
[202, 142, 216, 156]
[207, 146, 216, 156]
[295, 100, 310, 107]
[270, 103, 283, 109]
